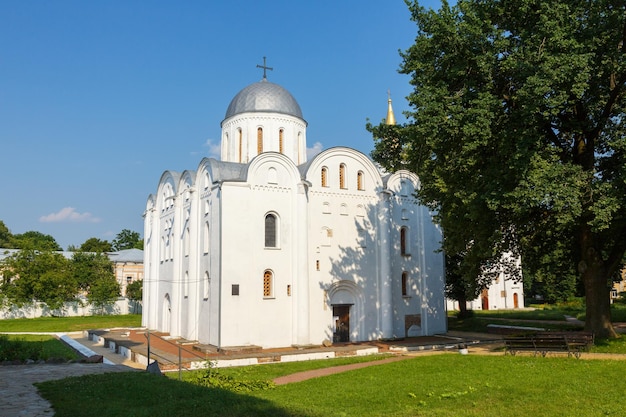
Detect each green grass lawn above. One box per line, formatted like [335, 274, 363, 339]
[36, 354, 626, 417]
[0, 334, 78, 362]
[0, 314, 141, 332]
[0, 315, 141, 362]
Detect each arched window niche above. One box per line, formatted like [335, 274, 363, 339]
[264, 212, 279, 248]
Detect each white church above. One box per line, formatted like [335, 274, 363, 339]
[142, 64, 447, 349]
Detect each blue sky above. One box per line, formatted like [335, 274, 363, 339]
[0, 0, 442, 250]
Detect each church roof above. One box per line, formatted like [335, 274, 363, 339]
[224, 79, 303, 120]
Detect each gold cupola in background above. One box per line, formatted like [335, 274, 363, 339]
[385, 90, 396, 125]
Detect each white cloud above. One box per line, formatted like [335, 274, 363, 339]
[307, 141, 324, 159]
[39, 207, 102, 223]
[204, 138, 221, 159]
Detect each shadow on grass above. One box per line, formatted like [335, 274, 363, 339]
[0, 335, 78, 362]
[36, 371, 316, 417]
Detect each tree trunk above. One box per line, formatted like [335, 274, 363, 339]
[457, 294, 470, 319]
[580, 245, 617, 339]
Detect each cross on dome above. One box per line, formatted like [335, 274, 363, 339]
[256, 56, 273, 80]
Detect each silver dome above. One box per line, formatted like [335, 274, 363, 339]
[224, 80, 303, 120]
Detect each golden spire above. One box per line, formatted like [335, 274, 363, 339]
[385, 90, 396, 125]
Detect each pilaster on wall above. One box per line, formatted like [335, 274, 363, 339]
[294, 181, 311, 345]
[377, 190, 393, 339]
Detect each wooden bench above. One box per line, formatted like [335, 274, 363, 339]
[504, 332, 594, 359]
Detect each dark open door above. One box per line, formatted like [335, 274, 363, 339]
[333, 305, 350, 343]
[481, 289, 489, 311]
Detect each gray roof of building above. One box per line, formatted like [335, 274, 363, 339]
[223, 79, 303, 120]
[107, 248, 143, 263]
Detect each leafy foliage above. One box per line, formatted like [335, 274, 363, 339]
[9, 231, 62, 251]
[77, 237, 113, 253]
[0, 221, 11, 248]
[370, 0, 626, 337]
[87, 275, 120, 313]
[112, 229, 143, 251]
[0, 249, 76, 310]
[0, 250, 119, 312]
[71, 251, 119, 312]
[71, 252, 115, 292]
[125, 279, 142, 302]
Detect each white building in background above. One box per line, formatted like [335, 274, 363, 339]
[142, 66, 447, 349]
[447, 253, 525, 311]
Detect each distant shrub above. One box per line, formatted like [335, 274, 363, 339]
[555, 297, 585, 310]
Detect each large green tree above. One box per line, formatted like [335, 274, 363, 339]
[77, 237, 113, 253]
[70, 252, 119, 313]
[0, 250, 77, 311]
[71, 252, 115, 292]
[370, 0, 626, 338]
[11, 231, 62, 251]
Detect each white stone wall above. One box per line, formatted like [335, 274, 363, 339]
[0, 298, 141, 320]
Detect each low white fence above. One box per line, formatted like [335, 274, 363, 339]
[0, 298, 142, 319]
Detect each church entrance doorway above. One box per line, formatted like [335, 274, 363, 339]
[333, 305, 351, 343]
[513, 292, 519, 308]
[481, 289, 489, 311]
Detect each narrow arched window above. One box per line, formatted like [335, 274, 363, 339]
[238, 128, 243, 162]
[357, 171, 364, 190]
[265, 213, 277, 247]
[297, 132, 302, 164]
[203, 222, 210, 254]
[257, 127, 263, 154]
[263, 270, 273, 298]
[402, 272, 408, 296]
[203, 271, 210, 300]
[400, 226, 409, 256]
[339, 163, 346, 189]
[321, 167, 328, 187]
[279, 129, 284, 154]
[184, 226, 190, 257]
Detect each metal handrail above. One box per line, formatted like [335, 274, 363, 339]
[144, 330, 208, 380]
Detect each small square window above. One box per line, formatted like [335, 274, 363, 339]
[232, 284, 239, 296]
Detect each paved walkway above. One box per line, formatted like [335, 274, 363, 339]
[273, 354, 424, 385]
[0, 363, 136, 417]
